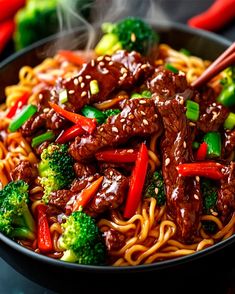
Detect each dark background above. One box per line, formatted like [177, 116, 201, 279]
[0, 0, 234, 293]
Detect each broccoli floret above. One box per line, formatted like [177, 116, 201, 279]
[144, 170, 166, 206]
[95, 17, 159, 56]
[103, 109, 121, 119]
[0, 180, 35, 240]
[201, 179, 218, 214]
[38, 143, 75, 203]
[59, 211, 106, 265]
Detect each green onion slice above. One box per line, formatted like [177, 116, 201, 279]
[165, 63, 179, 74]
[9, 104, 37, 132]
[59, 89, 68, 104]
[186, 100, 200, 122]
[224, 112, 235, 130]
[31, 131, 55, 148]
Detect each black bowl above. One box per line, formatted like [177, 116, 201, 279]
[0, 22, 234, 293]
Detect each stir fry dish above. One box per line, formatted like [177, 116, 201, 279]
[0, 18, 234, 266]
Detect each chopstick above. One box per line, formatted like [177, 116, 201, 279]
[191, 42, 235, 88]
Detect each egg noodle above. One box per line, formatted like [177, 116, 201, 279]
[0, 45, 234, 265]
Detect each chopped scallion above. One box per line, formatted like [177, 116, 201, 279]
[90, 80, 100, 95]
[165, 63, 179, 74]
[224, 112, 235, 130]
[9, 104, 37, 132]
[186, 100, 200, 122]
[180, 48, 191, 56]
[131, 93, 142, 99]
[59, 89, 68, 104]
[31, 131, 55, 148]
[141, 90, 152, 98]
[203, 132, 221, 158]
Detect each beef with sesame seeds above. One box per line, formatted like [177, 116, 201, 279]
[70, 173, 101, 194]
[103, 228, 126, 251]
[69, 98, 162, 161]
[48, 190, 74, 213]
[87, 168, 128, 215]
[217, 162, 235, 222]
[157, 96, 202, 242]
[222, 129, 235, 159]
[10, 160, 38, 184]
[73, 162, 97, 178]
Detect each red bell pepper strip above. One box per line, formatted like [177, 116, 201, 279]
[6, 92, 30, 118]
[195, 142, 208, 161]
[124, 143, 149, 219]
[56, 124, 84, 144]
[58, 50, 86, 66]
[49, 102, 96, 134]
[36, 205, 53, 253]
[188, 0, 235, 32]
[72, 176, 104, 212]
[0, 0, 25, 22]
[95, 148, 138, 163]
[177, 161, 225, 180]
[0, 19, 15, 53]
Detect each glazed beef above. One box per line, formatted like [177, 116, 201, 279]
[158, 97, 201, 242]
[70, 173, 100, 194]
[103, 228, 126, 251]
[73, 162, 96, 178]
[223, 130, 235, 159]
[88, 168, 128, 215]
[217, 162, 235, 222]
[48, 190, 74, 212]
[10, 160, 37, 184]
[69, 98, 161, 161]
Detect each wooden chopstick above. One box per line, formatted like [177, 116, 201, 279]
[191, 42, 235, 88]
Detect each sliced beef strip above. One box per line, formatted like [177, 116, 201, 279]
[87, 168, 128, 215]
[21, 51, 153, 137]
[217, 162, 235, 222]
[103, 228, 126, 251]
[73, 162, 96, 178]
[70, 173, 100, 194]
[48, 190, 74, 212]
[158, 98, 201, 242]
[222, 130, 235, 159]
[10, 160, 37, 184]
[69, 98, 161, 161]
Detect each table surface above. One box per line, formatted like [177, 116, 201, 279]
[0, 1, 235, 293]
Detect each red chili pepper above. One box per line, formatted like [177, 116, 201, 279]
[188, 0, 235, 31]
[58, 50, 86, 66]
[49, 102, 97, 134]
[95, 148, 138, 163]
[56, 124, 84, 144]
[124, 143, 149, 219]
[6, 92, 30, 118]
[195, 142, 208, 161]
[0, 0, 25, 22]
[36, 205, 53, 253]
[177, 161, 225, 180]
[0, 19, 15, 53]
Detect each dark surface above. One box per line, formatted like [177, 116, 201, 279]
[0, 1, 235, 294]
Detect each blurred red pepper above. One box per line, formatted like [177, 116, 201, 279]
[56, 124, 84, 144]
[36, 205, 53, 253]
[188, 0, 235, 31]
[6, 92, 30, 118]
[0, 19, 15, 53]
[58, 50, 86, 66]
[195, 142, 208, 161]
[0, 0, 25, 22]
[95, 148, 138, 163]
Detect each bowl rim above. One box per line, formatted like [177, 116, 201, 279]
[0, 20, 234, 272]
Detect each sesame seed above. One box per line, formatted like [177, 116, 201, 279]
[88, 176, 94, 182]
[128, 114, 134, 119]
[81, 82, 85, 88]
[212, 103, 217, 107]
[99, 61, 105, 66]
[116, 175, 122, 181]
[121, 67, 127, 74]
[109, 170, 113, 176]
[189, 122, 196, 127]
[108, 61, 114, 66]
[154, 114, 158, 118]
[101, 68, 109, 74]
[100, 127, 104, 132]
[183, 141, 187, 148]
[155, 188, 159, 195]
[55, 122, 60, 128]
[194, 194, 199, 200]
[131, 33, 136, 42]
[43, 108, 50, 113]
[69, 90, 75, 94]
[196, 176, 200, 182]
[120, 118, 125, 123]
[91, 59, 95, 67]
[224, 205, 228, 209]
[212, 210, 218, 216]
[78, 76, 83, 83]
[85, 75, 91, 80]
[105, 56, 111, 61]
[97, 56, 104, 61]
[165, 158, 170, 166]
[140, 64, 148, 69]
[139, 100, 146, 104]
[112, 126, 118, 133]
[143, 119, 149, 125]
[39, 93, 43, 99]
[127, 149, 134, 153]
[141, 111, 146, 116]
[73, 78, 79, 85]
[81, 91, 87, 97]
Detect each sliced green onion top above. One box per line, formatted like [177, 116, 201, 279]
[186, 100, 200, 122]
[141, 90, 152, 98]
[203, 132, 221, 158]
[81, 105, 106, 124]
[224, 112, 235, 130]
[180, 48, 191, 56]
[59, 89, 68, 104]
[90, 80, 100, 95]
[31, 131, 55, 148]
[9, 104, 37, 132]
[165, 63, 179, 74]
[131, 93, 142, 99]
[216, 84, 235, 107]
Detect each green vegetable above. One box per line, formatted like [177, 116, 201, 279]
[203, 132, 221, 158]
[165, 63, 179, 74]
[179, 48, 191, 56]
[59, 211, 106, 265]
[81, 105, 106, 124]
[217, 66, 235, 107]
[14, 0, 93, 50]
[131, 90, 152, 99]
[224, 112, 235, 130]
[201, 179, 218, 214]
[144, 170, 166, 206]
[186, 100, 200, 122]
[9, 104, 37, 132]
[95, 17, 159, 56]
[0, 180, 36, 240]
[90, 80, 100, 95]
[59, 89, 68, 104]
[38, 143, 75, 203]
[31, 131, 55, 148]
[103, 109, 121, 118]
